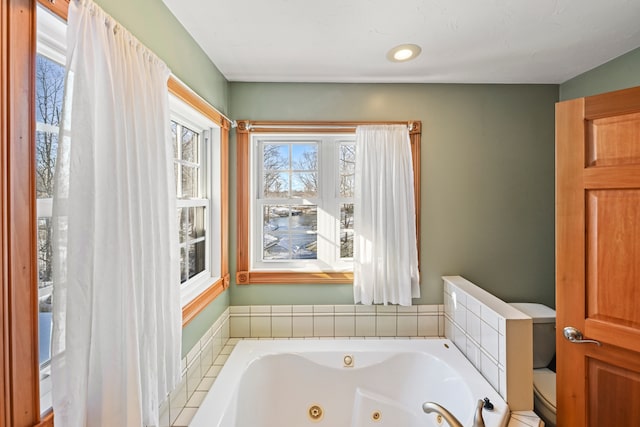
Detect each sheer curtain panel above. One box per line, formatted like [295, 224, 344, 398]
[353, 125, 420, 306]
[51, 1, 181, 425]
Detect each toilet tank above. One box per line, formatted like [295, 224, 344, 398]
[510, 303, 556, 369]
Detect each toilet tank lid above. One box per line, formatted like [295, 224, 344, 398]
[510, 303, 556, 323]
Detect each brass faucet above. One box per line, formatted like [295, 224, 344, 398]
[422, 399, 485, 427]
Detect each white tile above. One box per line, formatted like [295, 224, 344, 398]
[444, 293, 453, 317]
[229, 305, 250, 314]
[355, 315, 376, 336]
[204, 364, 222, 378]
[481, 352, 500, 392]
[200, 341, 214, 374]
[417, 314, 438, 337]
[453, 324, 467, 352]
[271, 305, 292, 313]
[334, 305, 355, 313]
[292, 315, 313, 337]
[376, 314, 397, 336]
[444, 316, 453, 340]
[376, 305, 397, 314]
[465, 340, 482, 369]
[314, 315, 335, 337]
[185, 390, 208, 408]
[481, 305, 500, 331]
[498, 316, 506, 335]
[450, 288, 467, 308]
[466, 295, 482, 317]
[214, 354, 229, 366]
[250, 316, 271, 338]
[293, 305, 313, 313]
[334, 315, 355, 336]
[499, 335, 507, 366]
[250, 305, 271, 314]
[271, 315, 292, 338]
[172, 407, 199, 427]
[159, 397, 171, 427]
[186, 342, 201, 367]
[196, 376, 215, 392]
[418, 304, 438, 313]
[499, 366, 507, 397]
[397, 305, 417, 313]
[481, 320, 500, 361]
[467, 311, 481, 345]
[397, 314, 418, 336]
[453, 300, 467, 330]
[220, 344, 235, 355]
[186, 356, 201, 397]
[355, 305, 376, 313]
[229, 316, 250, 338]
[169, 376, 187, 425]
[313, 305, 334, 314]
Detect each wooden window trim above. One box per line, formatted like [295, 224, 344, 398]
[37, 0, 69, 21]
[168, 78, 231, 326]
[2, 0, 40, 424]
[236, 120, 421, 285]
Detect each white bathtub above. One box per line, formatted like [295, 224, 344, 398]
[190, 339, 510, 427]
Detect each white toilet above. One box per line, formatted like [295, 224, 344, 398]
[510, 303, 557, 427]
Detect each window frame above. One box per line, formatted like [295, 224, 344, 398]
[235, 120, 421, 285]
[168, 79, 230, 325]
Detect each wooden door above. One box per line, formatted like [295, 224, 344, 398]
[556, 86, 640, 427]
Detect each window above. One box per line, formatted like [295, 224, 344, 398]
[35, 4, 66, 414]
[168, 91, 226, 310]
[235, 121, 421, 285]
[251, 135, 355, 271]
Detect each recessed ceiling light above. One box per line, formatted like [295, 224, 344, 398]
[387, 44, 422, 62]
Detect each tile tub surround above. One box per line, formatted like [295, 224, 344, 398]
[158, 308, 230, 427]
[228, 303, 445, 338]
[443, 276, 533, 412]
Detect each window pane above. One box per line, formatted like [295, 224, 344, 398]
[264, 172, 290, 198]
[263, 144, 288, 171]
[181, 125, 198, 163]
[188, 241, 206, 279]
[340, 144, 356, 197]
[171, 121, 178, 158]
[178, 208, 186, 243]
[262, 204, 317, 260]
[36, 131, 58, 199]
[340, 203, 354, 258]
[291, 172, 317, 198]
[194, 206, 206, 239]
[292, 144, 317, 171]
[181, 165, 198, 198]
[180, 246, 188, 283]
[35, 54, 64, 125]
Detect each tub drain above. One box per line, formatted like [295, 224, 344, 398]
[371, 410, 382, 421]
[308, 404, 323, 422]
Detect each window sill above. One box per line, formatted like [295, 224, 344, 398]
[181, 274, 229, 326]
[236, 270, 352, 285]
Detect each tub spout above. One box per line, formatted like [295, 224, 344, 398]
[422, 402, 463, 427]
[422, 400, 485, 427]
[473, 399, 485, 427]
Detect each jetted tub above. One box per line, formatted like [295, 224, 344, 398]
[189, 339, 510, 427]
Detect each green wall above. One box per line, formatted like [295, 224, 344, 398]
[229, 83, 558, 308]
[560, 47, 640, 101]
[92, 0, 230, 356]
[94, 0, 229, 115]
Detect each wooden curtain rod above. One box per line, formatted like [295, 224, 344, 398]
[237, 120, 421, 134]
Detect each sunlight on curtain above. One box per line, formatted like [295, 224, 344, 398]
[353, 125, 420, 306]
[51, 1, 181, 425]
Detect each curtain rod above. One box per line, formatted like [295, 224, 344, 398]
[241, 121, 417, 132]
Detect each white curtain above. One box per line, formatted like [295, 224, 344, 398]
[51, 1, 182, 425]
[353, 125, 420, 306]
